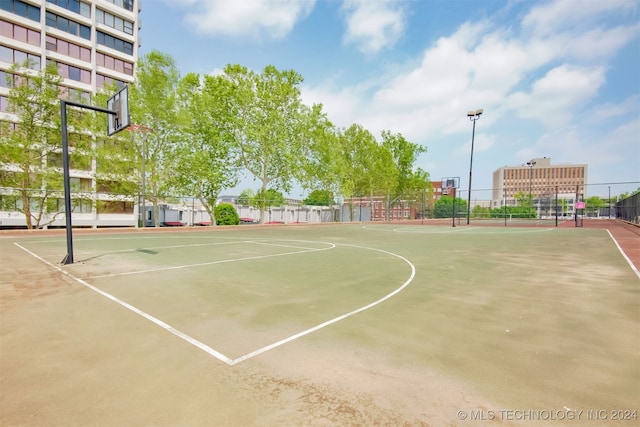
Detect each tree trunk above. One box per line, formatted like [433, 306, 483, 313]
[20, 190, 34, 229]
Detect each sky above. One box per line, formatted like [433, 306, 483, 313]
[138, 0, 640, 198]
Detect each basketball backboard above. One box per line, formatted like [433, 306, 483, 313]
[107, 85, 130, 136]
[441, 177, 460, 189]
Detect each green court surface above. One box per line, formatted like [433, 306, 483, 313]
[1, 223, 638, 426]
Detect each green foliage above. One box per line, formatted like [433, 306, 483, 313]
[166, 72, 240, 223]
[214, 203, 240, 226]
[129, 50, 182, 226]
[237, 189, 254, 206]
[489, 206, 536, 219]
[434, 196, 467, 218]
[304, 189, 333, 206]
[381, 130, 428, 203]
[1, 50, 433, 229]
[298, 105, 339, 196]
[472, 205, 491, 218]
[335, 124, 379, 198]
[585, 196, 604, 211]
[0, 62, 64, 228]
[253, 188, 285, 210]
[514, 191, 533, 207]
[221, 64, 326, 222]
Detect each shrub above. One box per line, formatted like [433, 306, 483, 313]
[214, 203, 240, 226]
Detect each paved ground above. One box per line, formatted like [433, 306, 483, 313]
[1, 219, 638, 426]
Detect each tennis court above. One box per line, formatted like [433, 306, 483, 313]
[1, 220, 638, 426]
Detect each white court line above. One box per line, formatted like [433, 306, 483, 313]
[363, 225, 553, 234]
[246, 240, 324, 251]
[13, 242, 235, 365]
[230, 243, 415, 365]
[70, 241, 245, 259]
[16, 235, 207, 244]
[89, 242, 335, 278]
[14, 240, 416, 366]
[606, 230, 640, 280]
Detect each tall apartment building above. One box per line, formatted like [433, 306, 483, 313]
[492, 157, 588, 216]
[0, 0, 141, 227]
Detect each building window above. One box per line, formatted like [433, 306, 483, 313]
[47, 59, 90, 83]
[59, 85, 90, 103]
[97, 31, 133, 55]
[0, 70, 9, 88]
[0, 95, 9, 112]
[0, 46, 40, 69]
[104, 0, 134, 12]
[46, 0, 91, 18]
[1, 0, 41, 21]
[46, 35, 91, 62]
[96, 73, 125, 89]
[96, 9, 134, 35]
[0, 20, 41, 47]
[96, 52, 134, 75]
[45, 11, 91, 40]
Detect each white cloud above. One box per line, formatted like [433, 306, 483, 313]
[301, 0, 638, 190]
[561, 24, 640, 61]
[518, 115, 640, 185]
[341, 0, 407, 54]
[305, 0, 636, 140]
[455, 133, 496, 155]
[521, 0, 637, 36]
[592, 95, 640, 119]
[506, 65, 606, 128]
[176, 0, 316, 40]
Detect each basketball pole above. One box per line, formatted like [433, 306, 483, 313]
[60, 99, 120, 265]
[452, 189, 455, 228]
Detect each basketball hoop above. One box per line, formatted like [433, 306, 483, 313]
[440, 177, 459, 197]
[107, 85, 130, 136]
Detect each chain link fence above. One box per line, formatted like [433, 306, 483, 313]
[2, 182, 638, 228]
[616, 192, 640, 224]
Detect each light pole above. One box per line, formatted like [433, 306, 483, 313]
[526, 160, 536, 200]
[527, 160, 536, 217]
[466, 108, 483, 224]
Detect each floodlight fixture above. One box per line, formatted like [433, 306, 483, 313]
[466, 108, 484, 224]
[467, 109, 483, 118]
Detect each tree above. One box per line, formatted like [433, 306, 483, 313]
[214, 203, 240, 226]
[490, 205, 536, 219]
[555, 197, 569, 217]
[585, 196, 604, 217]
[129, 51, 181, 226]
[380, 130, 428, 208]
[299, 105, 340, 202]
[472, 204, 490, 218]
[303, 189, 334, 206]
[434, 196, 467, 218]
[252, 188, 285, 213]
[333, 124, 380, 219]
[167, 72, 240, 225]
[0, 62, 67, 229]
[514, 191, 533, 207]
[221, 64, 318, 223]
[237, 189, 254, 206]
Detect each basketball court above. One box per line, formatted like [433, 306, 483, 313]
[1, 220, 638, 426]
